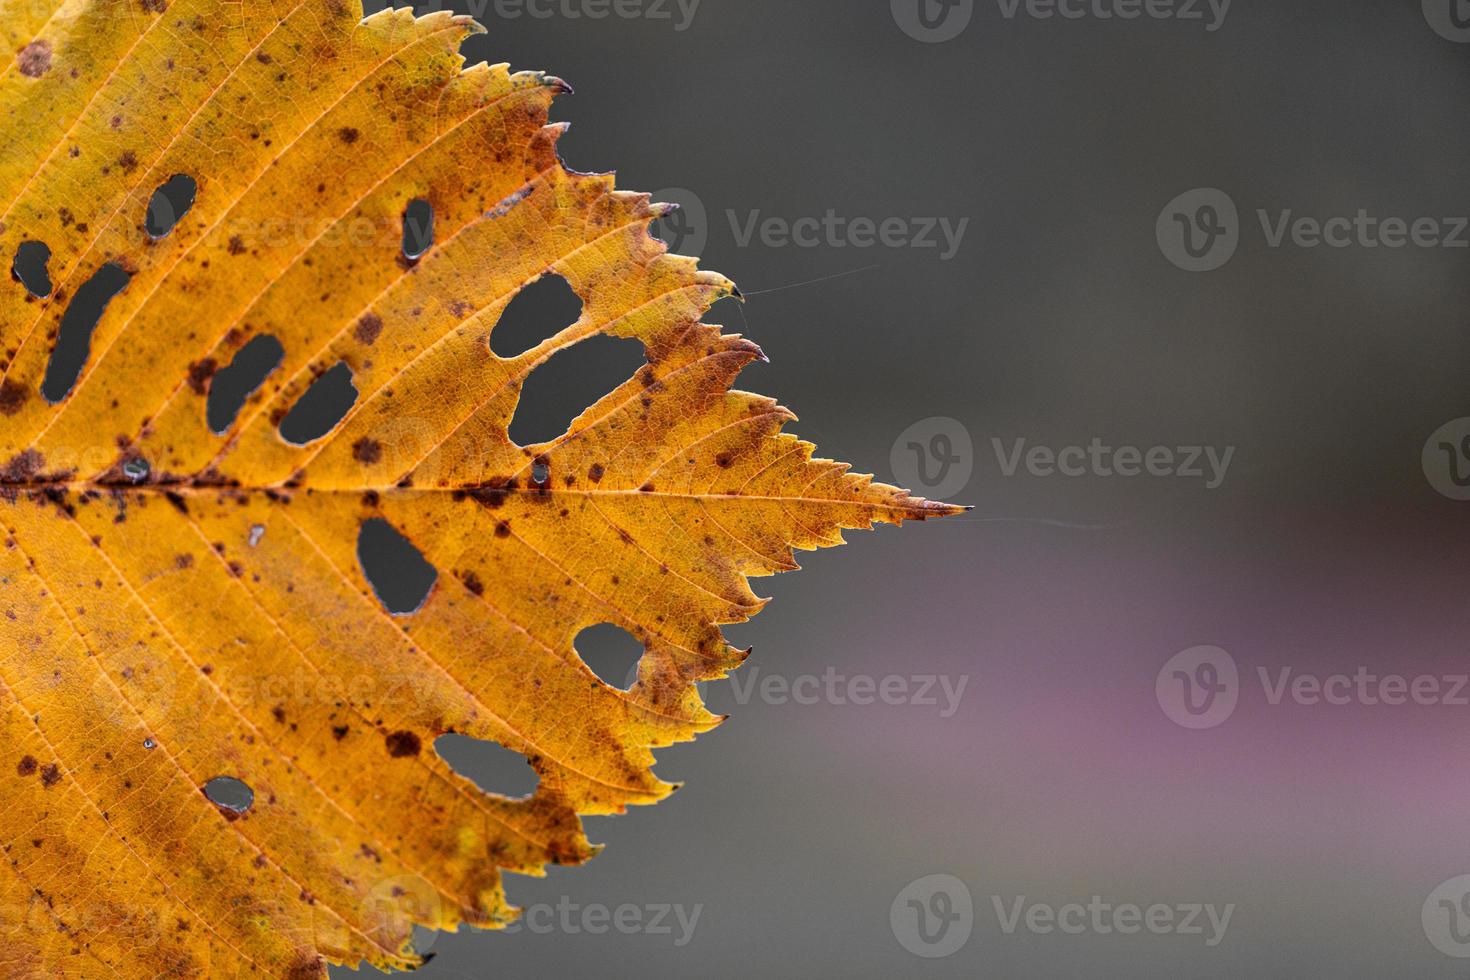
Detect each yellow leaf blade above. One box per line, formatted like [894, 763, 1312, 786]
[0, 2, 962, 975]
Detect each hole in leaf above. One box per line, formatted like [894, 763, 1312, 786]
[488, 274, 583, 358]
[41, 262, 130, 404]
[401, 198, 433, 261]
[508, 334, 644, 447]
[434, 734, 539, 799]
[145, 174, 197, 239]
[278, 361, 356, 445]
[203, 776, 254, 814]
[357, 518, 437, 615]
[11, 240, 51, 298]
[207, 334, 285, 434]
[574, 623, 645, 690]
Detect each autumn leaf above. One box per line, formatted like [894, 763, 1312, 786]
[0, 1, 960, 975]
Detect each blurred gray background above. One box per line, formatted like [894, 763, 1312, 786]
[342, 1, 1470, 977]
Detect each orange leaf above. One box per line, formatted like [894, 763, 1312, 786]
[0, 2, 960, 975]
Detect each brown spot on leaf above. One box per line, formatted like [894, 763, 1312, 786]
[467, 478, 516, 510]
[0, 380, 27, 416]
[1, 450, 44, 483]
[384, 730, 420, 758]
[40, 764, 60, 788]
[354, 312, 383, 345]
[338, 127, 359, 144]
[17, 40, 51, 78]
[352, 438, 381, 465]
[186, 358, 217, 395]
[16, 755, 36, 777]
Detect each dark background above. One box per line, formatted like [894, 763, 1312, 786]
[339, 2, 1470, 977]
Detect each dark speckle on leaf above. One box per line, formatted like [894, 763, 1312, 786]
[352, 438, 381, 465]
[186, 358, 217, 395]
[0, 380, 28, 416]
[384, 730, 421, 758]
[18, 40, 51, 78]
[354, 312, 383, 345]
